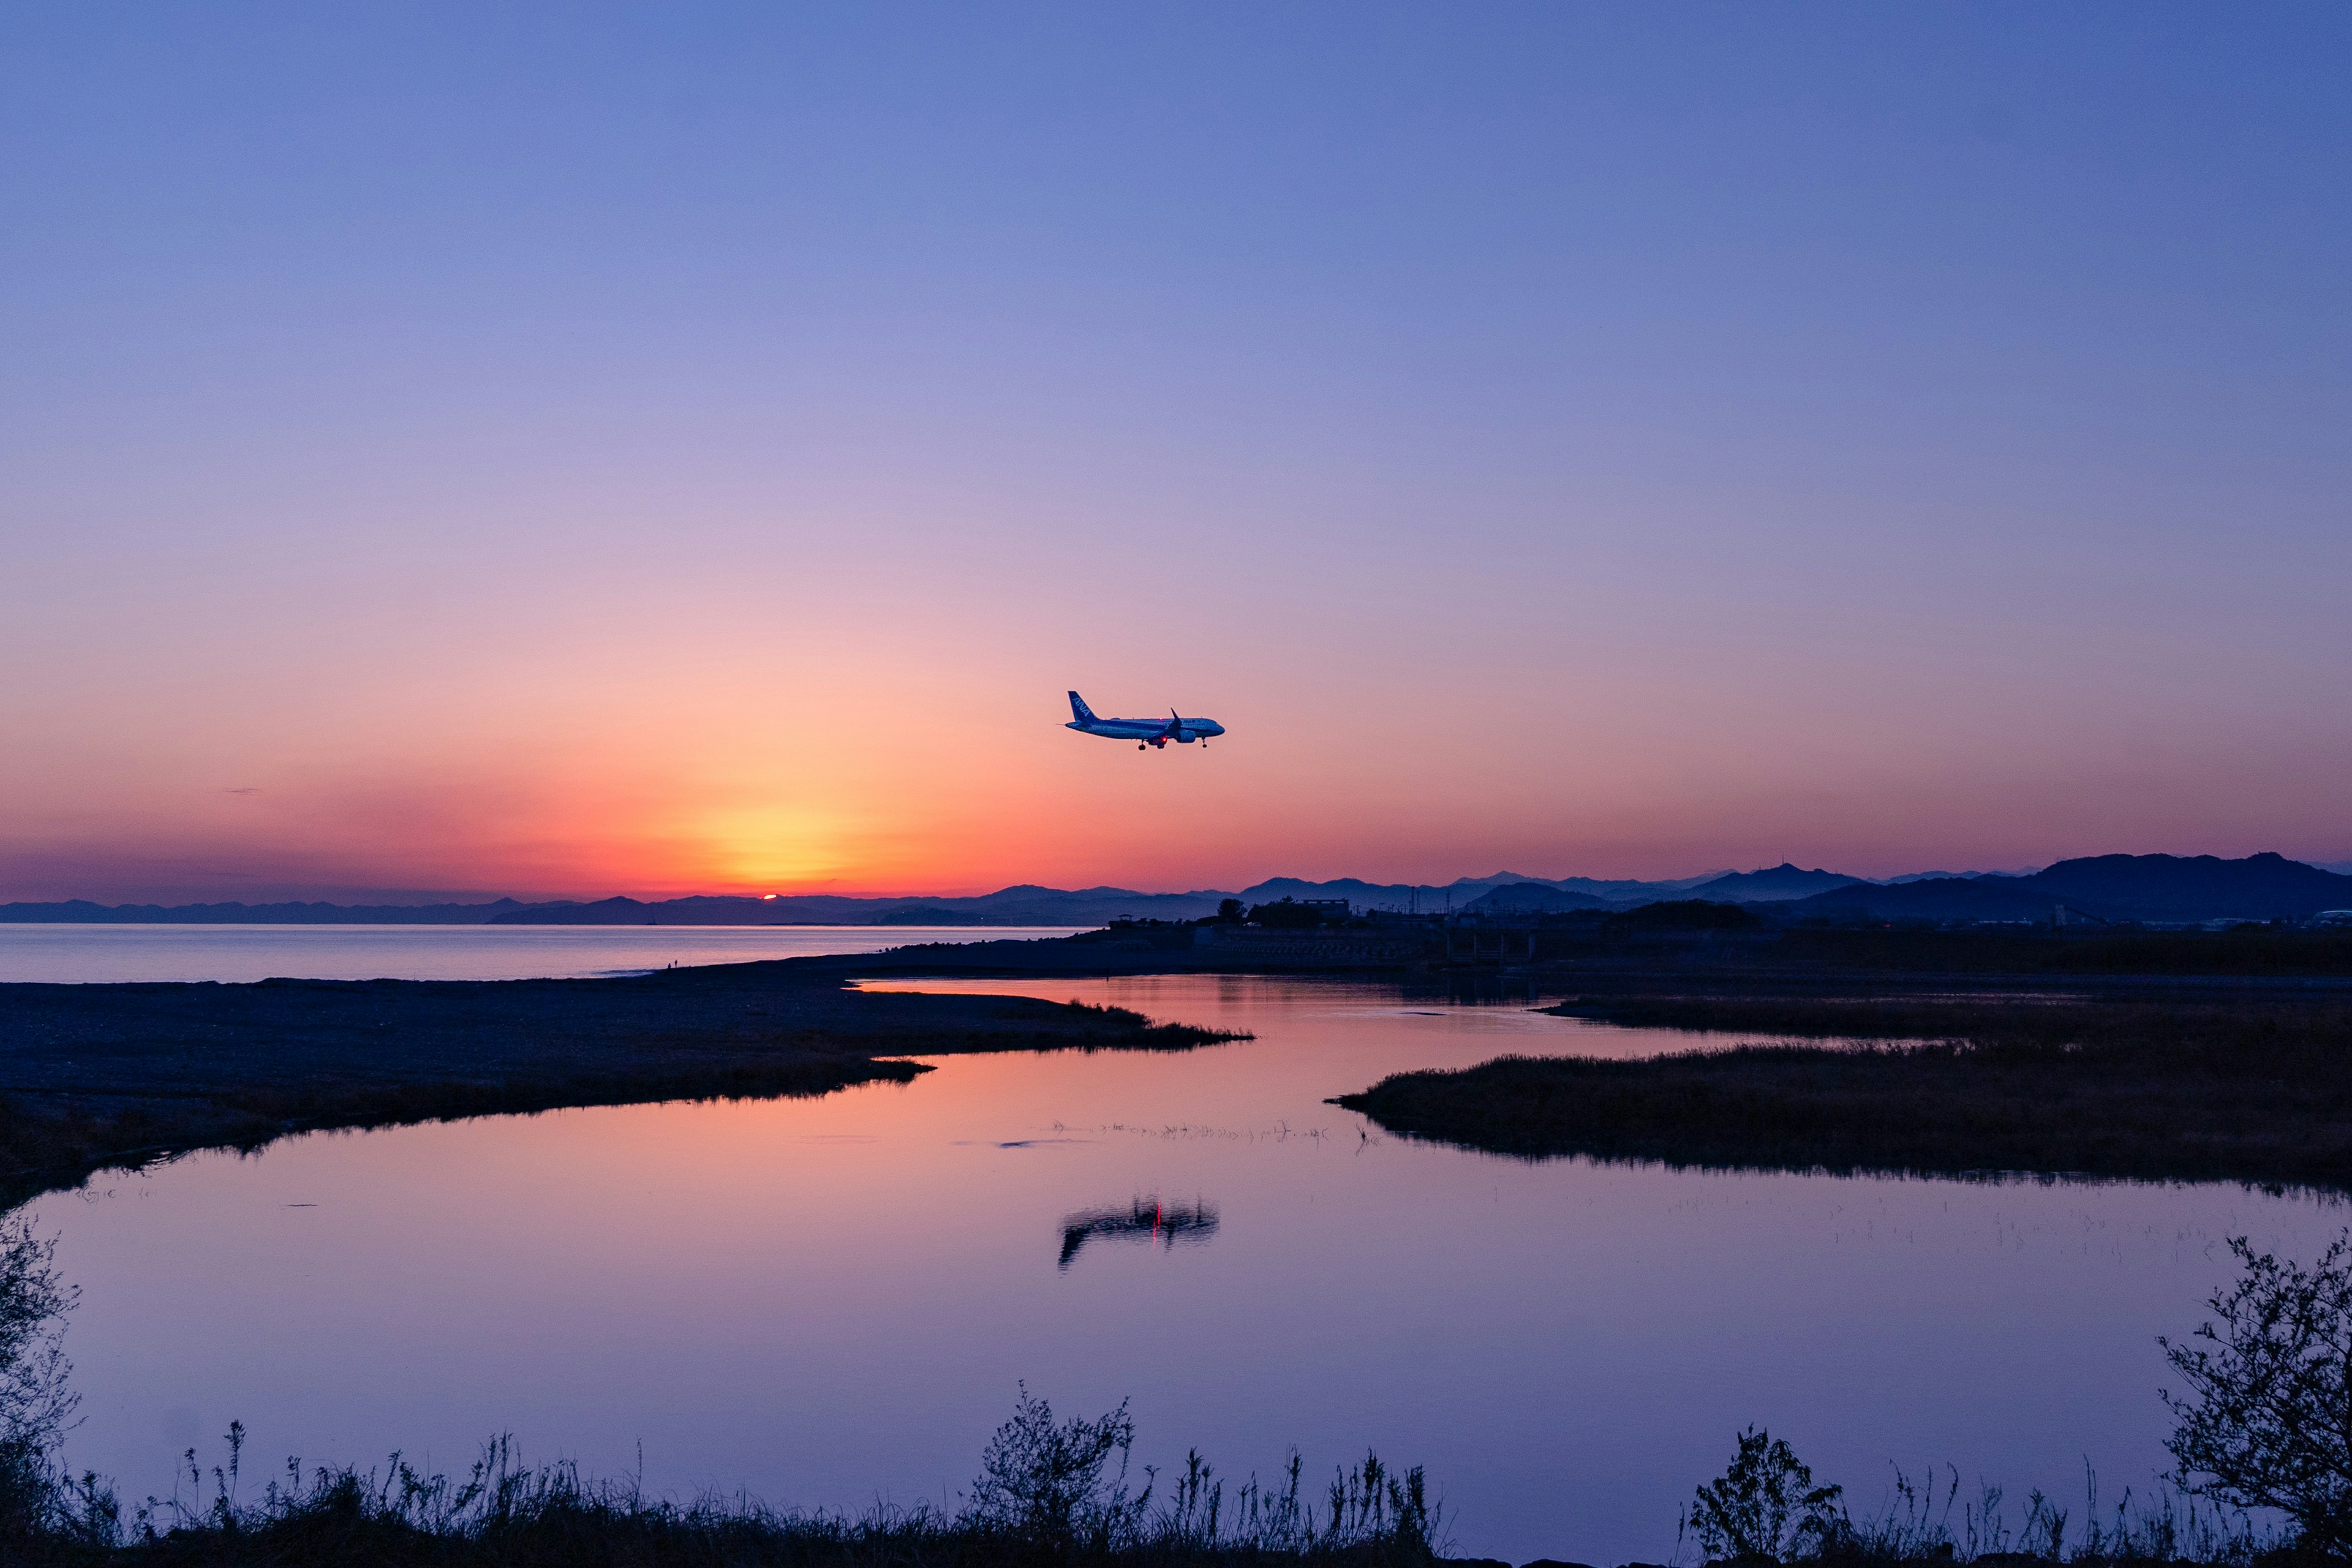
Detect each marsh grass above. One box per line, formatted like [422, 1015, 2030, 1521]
[1339, 998, 2352, 1189]
[1050, 1001, 1254, 1052]
[1765, 930, 2352, 979]
[1536, 998, 2352, 1056]
[1679, 1432, 2285, 1568]
[1807, 1464, 2280, 1567]
[8, 1392, 1435, 1568]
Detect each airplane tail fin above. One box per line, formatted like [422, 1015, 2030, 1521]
[1068, 691, 1097, 724]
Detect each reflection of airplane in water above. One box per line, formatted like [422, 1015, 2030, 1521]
[1065, 692, 1226, 750]
[1058, 1197, 1220, 1270]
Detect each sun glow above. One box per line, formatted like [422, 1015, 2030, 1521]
[676, 804, 858, 891]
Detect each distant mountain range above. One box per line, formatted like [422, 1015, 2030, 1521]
[0, 872, 1728, 926]
[1784, 853, 2352, 924]
[1681, 864, 1862, 902]
[6, 854, 2348, 925]
[1234, 871, 1724, 913]
[1460, 884, 1619, 916]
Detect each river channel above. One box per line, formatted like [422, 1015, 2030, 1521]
[19, 970, 2342, 1561]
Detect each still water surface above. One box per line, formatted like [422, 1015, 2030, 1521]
[0, 924, 1084, 984]
[21, 971, 2345, 1561]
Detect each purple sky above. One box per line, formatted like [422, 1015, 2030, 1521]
[4, 5, 2348, 900]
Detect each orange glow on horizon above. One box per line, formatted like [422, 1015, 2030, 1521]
[6, 597, 2350, 903]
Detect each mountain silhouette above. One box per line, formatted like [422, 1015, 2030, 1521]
[1461, 883, 1617, 914]
[1789, 853, 2352, 923]
[1683, 864, 1862, 903]
[15, 854, 2347, 927]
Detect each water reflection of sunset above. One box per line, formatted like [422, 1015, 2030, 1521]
[32, 978, 2350, 1565]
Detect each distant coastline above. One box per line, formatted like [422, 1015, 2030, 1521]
[7, 851, 2352, 927]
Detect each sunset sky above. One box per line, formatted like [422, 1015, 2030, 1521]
[5, 5, 2348, 903]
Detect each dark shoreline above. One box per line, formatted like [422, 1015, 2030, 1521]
[1333, 993, 2352, 1191]
[0, 950, 1240, 1207]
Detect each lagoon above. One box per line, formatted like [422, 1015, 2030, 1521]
[18, 971, 2342, 1562]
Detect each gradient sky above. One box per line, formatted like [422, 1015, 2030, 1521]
[4, 4, 2348, 902]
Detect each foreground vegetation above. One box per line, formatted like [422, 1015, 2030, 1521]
[1335, 998, 2352, 1189]
[6, 1391, 1438, 1568]
[10, 1219, 2352, 1566]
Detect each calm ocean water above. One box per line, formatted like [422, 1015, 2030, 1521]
[0, 924, 1086, 984]
[20, 969, 2340, 1562]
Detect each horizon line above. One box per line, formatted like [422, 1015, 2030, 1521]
[14, 851, 2352, 910]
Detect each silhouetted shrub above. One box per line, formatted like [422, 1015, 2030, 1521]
[965, 1384, 1146, 1549]
[2163, 1232, 2352, 1553]
[1687, 1427, 1843, 1561]
[0, 1216, 116, 1552]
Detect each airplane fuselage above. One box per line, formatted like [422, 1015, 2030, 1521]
[1067, 717, 1224, 745]
[1065, 692, 1224, 748]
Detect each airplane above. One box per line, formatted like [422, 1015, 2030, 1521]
[1066, 691, 1226, 750]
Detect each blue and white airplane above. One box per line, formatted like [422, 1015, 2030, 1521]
[1066, 692, 1226, 750]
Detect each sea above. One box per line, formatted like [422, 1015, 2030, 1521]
[0, 922, 1085, 985]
